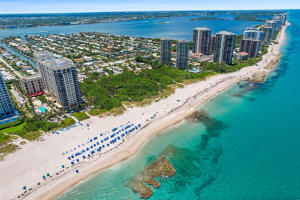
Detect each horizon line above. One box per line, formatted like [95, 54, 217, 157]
[0, 8, 296, 15]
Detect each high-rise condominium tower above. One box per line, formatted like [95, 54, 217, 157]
[160, 37, 172, 65]
[192, 27, 211, 55]
[0, 72, 18, 124]
[214, 31, 236, 65]
[34, 51, 82, 111]
[176, 40, 189, 69]
[240, 39, 260, 58]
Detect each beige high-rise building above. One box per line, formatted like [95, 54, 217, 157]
[20, 75, 44, 95]
[34, 51, 82, 111]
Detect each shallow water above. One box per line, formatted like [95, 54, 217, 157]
[58, 11, 300, 200]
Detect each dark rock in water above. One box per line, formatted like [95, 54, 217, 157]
[145, 178, 160, 188]
[129, 180, 153, 199]
[128, 157, 176, 199]
[187, 110, 209, 122]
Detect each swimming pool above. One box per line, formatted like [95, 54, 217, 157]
[39, 106, 47, 113]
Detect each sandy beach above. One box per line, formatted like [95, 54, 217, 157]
[0, 23, 288, 200]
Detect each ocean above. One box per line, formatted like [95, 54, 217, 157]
[57, 10, 300, 200]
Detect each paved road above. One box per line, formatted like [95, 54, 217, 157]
[0, 57, 23, 78]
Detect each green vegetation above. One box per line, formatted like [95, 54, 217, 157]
[72, 112, 90, 121]
[60, 117, 76, 128]
[0, 117, 76, 141]
[199, 57, 262, 73]
[81, 65, 214, 111]
[262, 45, 268, 55]
[234, 12, 274, 21]
[235, 34, 243, 48]
[123, 83, 186, 107]
[0, 122, 26, 135]
[88, 108, 107, 116]
[231, 57, 262, 71]
[0, 120, 23, 131]
[37, 95, 47, 104]
[233, 11, 284, 22]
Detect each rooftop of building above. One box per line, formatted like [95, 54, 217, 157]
[244, 28, 261, 32]
[194, 27, 211, 31]
[21, 75, 42, 81]
[217, 31, 235, 36]
[34, 51, 74, 70]
[262, 25, 273, 29]
[177, 39, 189, 43]
[161, 37, 171, 41]
[242, 38, 261, 42]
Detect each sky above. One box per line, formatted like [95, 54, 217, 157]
[0, 0, 298, 14]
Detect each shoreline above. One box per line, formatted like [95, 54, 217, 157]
[0, 23, 288, 200]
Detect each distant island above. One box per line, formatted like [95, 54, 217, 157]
[0, 11, 215, 30]
[190, 17, 229, 21]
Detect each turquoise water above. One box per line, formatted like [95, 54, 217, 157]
[39, 106, 46, 113]
[59, 10, 300, 200]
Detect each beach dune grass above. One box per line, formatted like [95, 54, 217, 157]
[0, 133, 11, 146]
[101, 106, 127, 117]
[0, 143, 19, 161]
[71, 112, 90, 121]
